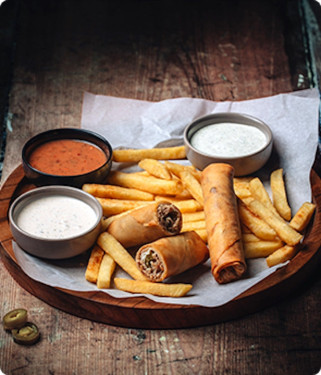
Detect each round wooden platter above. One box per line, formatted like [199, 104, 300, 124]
[1, 165, 321, 329]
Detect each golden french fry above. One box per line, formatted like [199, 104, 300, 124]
[244, 239, 284, 259]
[85, 245, 104, 283]
[97, 253, 116, 289]
[290, 202, 316, 232]
[138, 159, 172, 180]
[182, 211, 205, 223]
[249, 177, 280, 217]
[97, 232, 148, 281]
[96, 198, 152, 217]
[108, 171, 184, 195]
[238, 200, 277, 240]
[242, 233, 261, 242]
[179, 170, 204, 205]
[154, 197, 202, 213]
[164, 161, 201, 182]
[181, 220, 206, 233]
[233, 182, 252, 199]
[270, 168, 292, 221]
[112, 146, 186, 162]
[113, 278, 192, 297]
[174, 189, 193, 199]
[82, 183, 154, 201]
[246, 199, 302, 246]
[266, 245, 299, 267]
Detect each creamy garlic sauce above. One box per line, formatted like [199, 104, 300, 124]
[191, 123, 267, 157]
[17, 195, 97, 239]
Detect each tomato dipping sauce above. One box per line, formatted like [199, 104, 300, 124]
[28, 139, 108, 176]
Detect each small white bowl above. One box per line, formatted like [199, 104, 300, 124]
[184, 112, 273, 176]
[9, 186, 102, 259]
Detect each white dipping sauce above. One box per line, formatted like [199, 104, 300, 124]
[17, 195, 97, 239]
[191, 122, 267, 157]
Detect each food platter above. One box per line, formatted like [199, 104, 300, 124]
[1, 163, 321, 329]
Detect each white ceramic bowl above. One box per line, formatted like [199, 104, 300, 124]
[184, 112, 273, 176]
[9, 185, 102, 259]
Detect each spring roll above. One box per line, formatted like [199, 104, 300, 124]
[201, 163, 246, 284]
[107, 201, 182, 248]
[135, 231, 209, 282]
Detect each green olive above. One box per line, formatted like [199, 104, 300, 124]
[12, 322, 40, 345]
[2, 308, 28, 330]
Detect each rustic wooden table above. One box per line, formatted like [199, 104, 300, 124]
[1, 0, 321, 374]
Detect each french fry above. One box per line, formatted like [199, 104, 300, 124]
[97, 253, 116, 289]
[82, 183, 154, 201]
[244, 239, 284, 258]
[154, 197, 202, 213]
[266, 245, 299, 267]
[179, 169, 204, 205]
[238, 199, 277, 240]
[233, 182, 252, 199]
[108, 171, 184, 195]
[97, 232, 148, 281]
[290, 202, 316, 232]
[112, 146, 186, 162]
[182, 211, 205, 223]
[245, 199, 302, 246]
[164, 161, 201, 181]
[138, 159, 172, 180]
[113, 278, 192, 297]
[181, 220, 206, 233]
[242, 233, 261, 242]
[96, 198, 152, 216]
[85, 245, 104, 283]
[174, 189, 193, 199]
[249, 177, 280, 217]
[270, 168, 292, 221]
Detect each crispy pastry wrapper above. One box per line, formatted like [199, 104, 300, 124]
[135, 231, 209, 282]
[201, 163, 247, 284]
[107, 201, 182, 248]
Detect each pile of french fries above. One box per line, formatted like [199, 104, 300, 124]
[83, 145, 316, 297]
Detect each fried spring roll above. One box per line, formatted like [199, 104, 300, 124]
[107, 201, 182, 248]
[201, 163, 246, 284]
[135, 231, 209, 282]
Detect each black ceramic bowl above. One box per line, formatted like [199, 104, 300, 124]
[22, 128, 113, 187]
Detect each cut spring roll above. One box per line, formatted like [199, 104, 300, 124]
[136, 231, 209, 282]
[201, 163, 246, 284]
[107, 201, 182, 248]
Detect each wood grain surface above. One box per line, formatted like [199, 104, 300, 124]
[1, 0, 321, 374]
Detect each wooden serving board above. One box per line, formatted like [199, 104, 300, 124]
[1, 164, 321, 329]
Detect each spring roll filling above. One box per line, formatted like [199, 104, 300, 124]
[157, 203, 182, 234]
[138, 248, 164, 280]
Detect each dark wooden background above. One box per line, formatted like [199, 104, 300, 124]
[0, 0, 321, 374]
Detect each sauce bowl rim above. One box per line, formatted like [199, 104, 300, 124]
[22, 127, 113, 179]
[9, 185, 103, 243]
[184, 112, 273, 160]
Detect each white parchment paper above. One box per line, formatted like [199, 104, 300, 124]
[13, 88, 320, 308]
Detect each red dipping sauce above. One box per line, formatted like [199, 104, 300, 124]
[29, 139, 108, 176]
